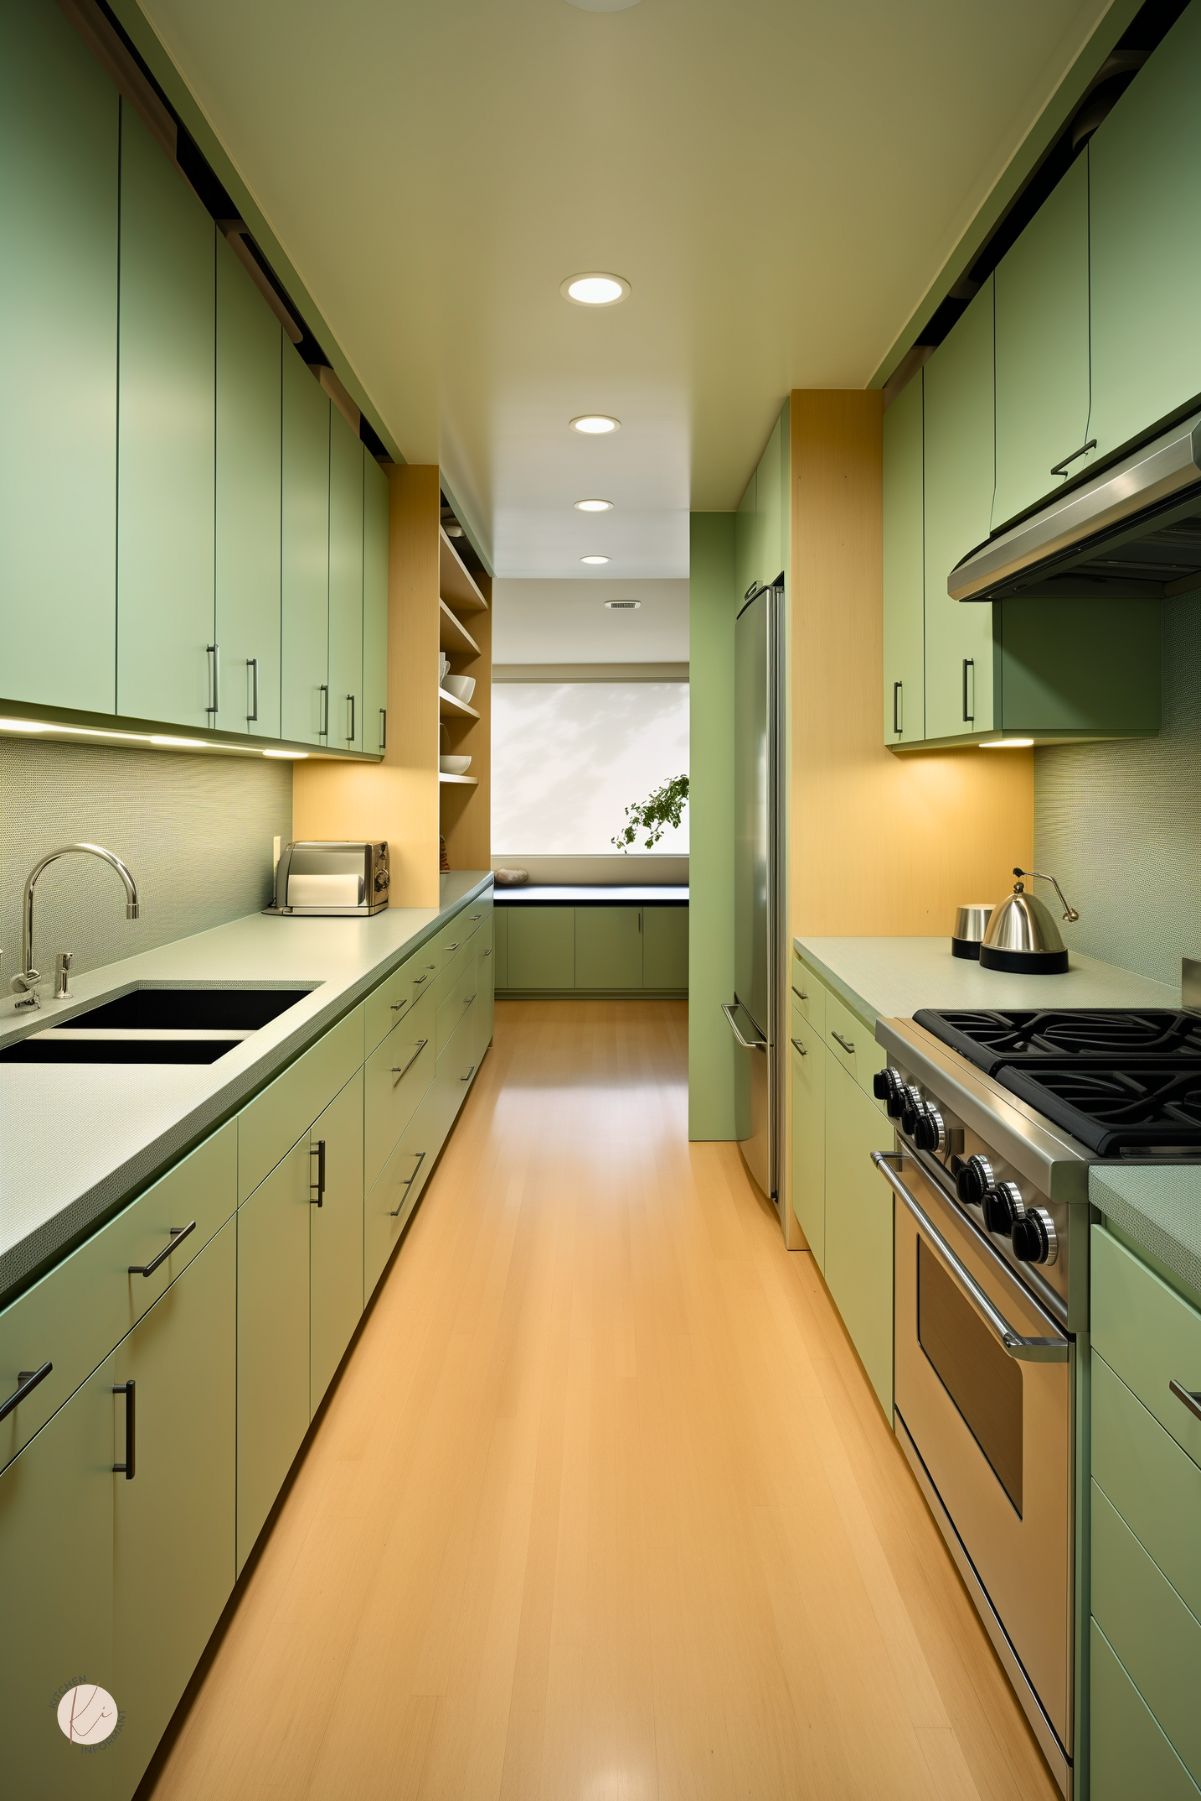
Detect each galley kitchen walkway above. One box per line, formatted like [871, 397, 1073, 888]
[144, 999, 1055, 1801]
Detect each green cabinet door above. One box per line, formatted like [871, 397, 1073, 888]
[281, 350, 330, 745]
[506, 907, 574, 990]
[882, 373, 925, 745]
[922, 279, 996, 741]
[1089, 2, 1201, 464]
[117, 102, 215, 729]
[476, 934, 496, 1052]
[309, 1071, 365, 1414]
[362, 450, 389, 756]
[328, 407, 364, 751]
[575, 907, 643, 990]
[642, 906, 688, 991]
[1090, 1621, 1201, 1801]
[1, 0, 118, 716]
[493, 908, 509, 990]
[789, 1017, 826, 1267]
[215, 235, 282, 737]
[735, 466, 757, 607]
[993, 154, 1091, 528]
[113, 1220, 236, 1798]
[823, 1059, 893, 1414]
[0, 1356, 116, 1801]
[237, 1139, 311, 1571]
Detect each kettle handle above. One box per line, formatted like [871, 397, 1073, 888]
[1013, 868, 1079, 924]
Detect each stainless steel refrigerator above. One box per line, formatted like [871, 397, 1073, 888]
[723, 580, 783, 1214]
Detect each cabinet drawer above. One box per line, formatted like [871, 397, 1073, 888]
[1090, 1620, 1201, 1801]
[0, 1121, 236, 1472]
[364, 986, 436, 1187]
[789, 1011, 826, 1266]
[1092, 1482, 1201, 1785]
[364, 1090, 441, 1297]
[1093, 1351, 1201, 1625]
[363, 946, 435, 1057]
[1091, 1225, 1201, 1472]
[824, 989, 878, 1104]
[789, 956, 825, 1038]
[238, 1005, 364, 1201]
[436, 960, 480, 1056]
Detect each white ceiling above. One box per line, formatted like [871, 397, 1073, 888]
[138, 0, 1121, 578]
[492, 578, 689, 665]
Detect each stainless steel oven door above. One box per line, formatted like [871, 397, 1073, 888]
[875, 1149, 1073, 1783]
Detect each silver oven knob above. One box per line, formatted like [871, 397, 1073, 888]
[1012, 1207, 1058, 1266]
[983, 1180, 1025, 1236]
[954, 1154, 994, 1208]
[912, 1102, 946, 1155]
[899, 1085, 924, 1135]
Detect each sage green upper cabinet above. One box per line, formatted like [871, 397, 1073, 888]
[1, 1, 118, 718]
[281, 351, 330, 745]
[113, 1220, 236, 1798]
[215, 236, 282, 738]
[923, 279, 996, 741]
[735, 466, 757, 607]
[882, 373, 925, 744]
[117, 103, 215, 729]
[309, 1071, 365, 1414]
[0, 1356, 116, 1801]
[1089, 2, 1201, 464]
[328, 407, 365, 751]
[362, 451, 390, 756]
[993, 154, 1091, 528]
[754, 408, 787, 586]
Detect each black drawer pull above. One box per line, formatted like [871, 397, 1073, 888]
[392, 1039, 428, 1084]
[412, 973, 429, 987]
[1049, 439, 1096, 478]
[388, 1150, 427, 1216]
[790, 984, 808, 1001]
[1169, 1379, 1201, 1426]
[0, 1360, 53, 1424]
[791, 1037, 807, 1058]
[831, 1030, 856, 1055]
[310, 1139, 326, 1208]
[113, 1379, 136, 1480]
[128, 1220, 196, 1278]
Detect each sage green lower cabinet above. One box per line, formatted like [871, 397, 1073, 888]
[822, 1058, 893, 1414]
[364, 1098, 438, 1297]
[789, 1013, 826, 1266]
[506, 906, 575, 990]
[642, 907, 689, 991]
[309, 1071, 365, 1414]
[1090, 1621, 1200, 1801]
[113, 1220, 236, 1798]
[281, 348, 331, 745]
[117, 101, 216, 729]
[1, 0, 119, 719]
[575, 906, 643, 990]
[0, 1355, 117, 1801]
[237, 1138, 312, 1572]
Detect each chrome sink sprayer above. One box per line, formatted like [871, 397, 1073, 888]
[10, 843, 140, 1010]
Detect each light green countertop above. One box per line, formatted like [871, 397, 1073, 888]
[0, 872, 492, 1304]
[1090, 1166, 1201, 1305]
[792, 935, 1179, 1028]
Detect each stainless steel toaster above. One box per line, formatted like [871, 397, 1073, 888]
[265, 840, 390, 916]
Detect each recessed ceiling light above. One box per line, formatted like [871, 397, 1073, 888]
[263, 748, 309, 759]
[581, 554, 611, 565]
[574, 497, 614, 512]
[561, 273, 630, 306]
[604, 599, 641, 610]
[979, 737, 1035, 749]
[570, 414, 620, 435]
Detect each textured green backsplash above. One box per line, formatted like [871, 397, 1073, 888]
[1034, 593, 1201, 988]
[0, 739, 291, 980]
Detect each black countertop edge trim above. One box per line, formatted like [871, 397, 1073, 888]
[0, 875, 494, 1308]
[494, 891, 689, 906]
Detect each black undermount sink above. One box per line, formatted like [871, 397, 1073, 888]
[63, 985, 312, 1032]
[0, 1036, 242, 1065]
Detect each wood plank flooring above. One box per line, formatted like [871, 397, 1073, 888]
[143, 999, 1056, 1801]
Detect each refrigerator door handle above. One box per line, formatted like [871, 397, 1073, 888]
[722, 1001, 766, 1052]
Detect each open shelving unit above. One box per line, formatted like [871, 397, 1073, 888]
[440, 527, 489, 613]
[437, 519, 491, 866]
[439, 687, 480, 722]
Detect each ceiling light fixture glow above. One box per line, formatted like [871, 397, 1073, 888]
[979, 737, 1036, 749]
[570, 414, 620, 435]
[574, 498, 614, 512]
[581, 554, 611, 565]
[561, 272, 630, 307]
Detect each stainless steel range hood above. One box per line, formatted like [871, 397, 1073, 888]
[950, 411, 1201, 602]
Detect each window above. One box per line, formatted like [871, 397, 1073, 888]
[491, 680, 688, 855]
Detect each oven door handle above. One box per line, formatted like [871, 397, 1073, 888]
[871, 1151, 1069, 1364]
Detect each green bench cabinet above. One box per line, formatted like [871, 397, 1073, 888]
[497, 903, 688, 995]
[575, 907, 643, 990]
[1, 0, 119, 719]
[505, 906, 576, 991]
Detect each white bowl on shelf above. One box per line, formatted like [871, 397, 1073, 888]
[438, 651, 451, 685]
[440, 755, 472, 776]
[443, 674, 476, 705]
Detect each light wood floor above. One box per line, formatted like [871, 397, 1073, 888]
[145, 1000, 1056, 1801]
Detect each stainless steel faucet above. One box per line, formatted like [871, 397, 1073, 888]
[11, 843, 141, 1009]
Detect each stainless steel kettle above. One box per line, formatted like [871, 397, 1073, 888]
[979, 868, 1079, 975]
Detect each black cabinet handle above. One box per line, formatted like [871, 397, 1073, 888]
[791, 1037, 807, 1057]
[962, 657, 975, 724]
[206, 643, 220, 715]
[831, 1030, 856, 1055]
[460, 1063, 477, 1084]
[0, 1360, 53, 1424]
[247, 656, 260, 722]
[1169, 1379, 1201, 1425]
[319, 683, 330, 737]
[388, 1150, 427, 1216]
[892, 680, 903, 736]
[128, 1221, 196, 1278]
[391, 1039, 428, 1084]
[112, 1379, 136, 1480]
[379, 707, 387, 752]
[310, 1139, 326, 1207]
[791, 984, 808, 1002]
[346, 693, 356, 743]
[1050, 439, 1096, 478]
